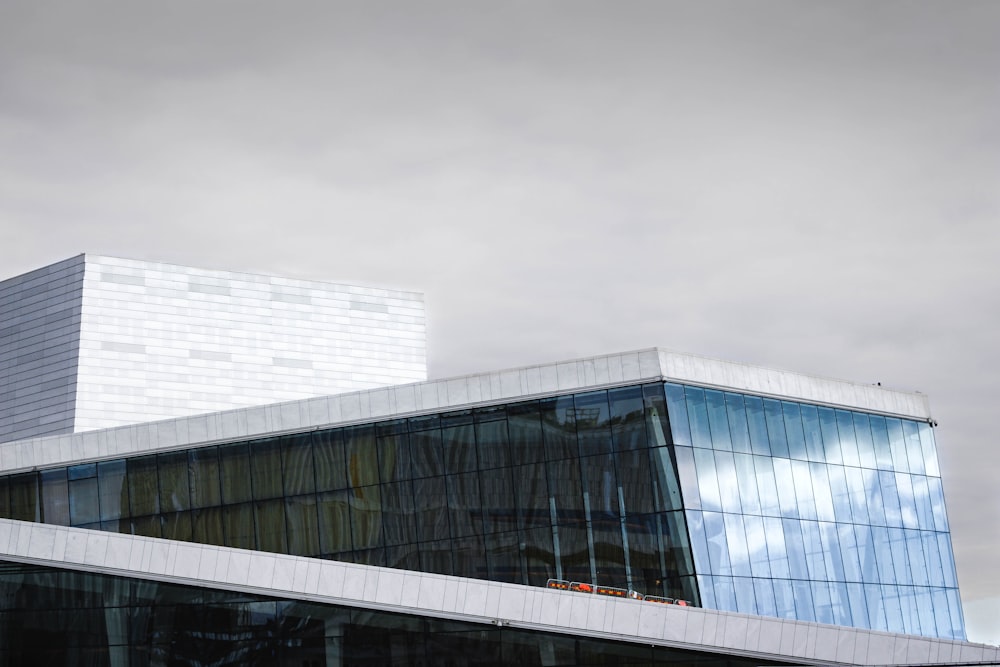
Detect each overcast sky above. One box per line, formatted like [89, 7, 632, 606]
[1, 0, 998, 643]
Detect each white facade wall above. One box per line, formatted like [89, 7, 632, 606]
[0, 255, 426, 441]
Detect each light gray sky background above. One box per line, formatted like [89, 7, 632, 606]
[1, 0, 998, 643]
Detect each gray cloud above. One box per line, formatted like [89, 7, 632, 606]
[2, 0, 999, 641]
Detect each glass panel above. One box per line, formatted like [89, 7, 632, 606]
[476, 419, 510, 470]
[188, 447, 221, 509]
[772, 458, 798, 518]
[879, 470, 902, 528]
[255, 498, 288, 553]
[854, 413, 877, 470]
[514, 463, 550, 528]
[616, 450, 654, 515]
[663, 384, 691, 447]
[68, 476, 100, 525]
[547, 458, 584, 527]
[937, 533, 958, 588]
[733, 453, 760, 515]
[573, 390, 612, 457]
[818, 407, 842, 465]
[447, 472, 482, 538]
[685, 511, 711, 576]
[791, 579, 815, 622]
[762, 399, 788, 458]
[317, 490, 353, 554]
[754, 577, 777, 617]
[522, 524, 556, 586]
[412, 477, 450, 542]
[745, 396, 771, 456]
[839, 522, 862, 582]
[886, 418, 909, 473]
[773, 578, 796, 619]
[902, 420, 926, 475]
[835, 410, 860, 467]
[713, 575, 738, 612]
[871, 526, 894, 584]
[725, 393, 751, 454]
[281, 434, 315, 496]
[314, 429, 349, 491]
[344, 426, 379, 488]
[642, 383, 671, 448]
[919, 423, 940, 477]
[905, 529, 928, 586]
[219, 443, 252, 505]
[864, 468, 885, 527]
[381, 480, 416, 545]
[479, 468, 516, 534]
[828, 464, 853, 524]
[222, 502, 255, 550]
[724, 513, 752, 577]
[285, 495, 319, 557]
[453, 533, 487, 579]
[715, 451, 742, 514]
[350, 484, 383, 550]
[98, 460, 128, 521]
[377, 423, 410, 482]
[884, 584, 905, 634]
[800, 405, 824, 462]
[819, 521, 845, 581]
[744, 514, 770, 578]
[157, 451, 191, 513]
[507, 401, 544, 464]
[912, 474, 934, 530]
[888, 527, 909, 586]
[896, 472, 917, 529]
[782, 402, 806, 461]
[540, 396, 578, 461]
[192, 506, 225, 546]
[865, 583, 888, 631]
[684, 387, 712, 450]
[812, 580, 834, 625]
[810, 463, 835, 522]
[870, 415, 893, 470]
[673, 446, 701, 511]
[442, 424, 477, 475]
[790, 459, 816, 520]
[162, 510, 192, 542]
[128, 456, 160, 517]
[39, 469, 68, 525]
[704, 389, 732, 451]
[844, 467, 869, 525]
[754, 455, 780, 517]
[927, 477, 949, 531]
[801, 520, 827, 581]
[693, 448, 721, 512]
[855, 524, 879, 583]
[847, 582, 870, 630]
[783, 519, 807, 580]
[702, 512, 735, 575]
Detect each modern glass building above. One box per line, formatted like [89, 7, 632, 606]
[0, 347, 989, 665]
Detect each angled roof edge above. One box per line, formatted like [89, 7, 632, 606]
[0, 347, 931, 474]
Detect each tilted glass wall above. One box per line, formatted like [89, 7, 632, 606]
[0, 562, 794, 666]
[665, 383, 964, 640]
[0, 383, 698, 603]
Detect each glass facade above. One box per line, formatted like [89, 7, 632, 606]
[0, 381, 964, 640]
[0, 562, 794, 666]
[0, 383, 698, 603]
[665, 384, 963, 639]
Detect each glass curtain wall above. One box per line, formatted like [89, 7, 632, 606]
[0, 384, 697, 603]
[665, 383, 963, 640]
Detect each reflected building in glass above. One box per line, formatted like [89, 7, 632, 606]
[0, 344, 980, 664]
